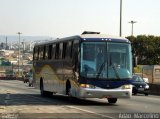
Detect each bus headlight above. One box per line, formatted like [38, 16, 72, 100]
[80, 84, 95, 89]
[122, 85, 132, 89]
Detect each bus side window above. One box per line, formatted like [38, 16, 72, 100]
[38, 47, 41, 60]
[73, 40, 79, 55]
[59, 43, 63, 59]
[70, 41, 73, 58]
[39, 46, 44, 60]
[33, 47, 35, 60]
[52, 44, 56, 59]
[55, 43, 59, 59]
[72, 40, 79, 72]
[33, 47, 38, 60]
[45, 45, 49, 60]
[66, 41, 73, 59]
[43, 46, 46, 60]
[63, 42, 67, 59]
[48, 45, 52, 60]
[37, 47, 40, 60]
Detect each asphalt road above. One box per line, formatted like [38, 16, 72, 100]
[0, 80, 160, 119]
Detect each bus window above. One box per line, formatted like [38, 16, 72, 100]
[45, 45, 49, 59]
[37, 46, 40, 60]
[63, 42, 67, 59]
[33, 46, 39, 60]
[59, 43, 63, 59]
[72, 40, 79, 72]
[70, 41, 73, 58]
[65, 41, 73, 58]
[52, 44, 56, 59]
[83, 44, 96, 61]
[72, 40, 79, 59]
[39, 46, 44, 60]
[48, 45, 52, 60]
[55, 43, 59, 59]
[43, 46, 46, 60]
[33, 47, 35, 60]
[96, 47, 105, 71]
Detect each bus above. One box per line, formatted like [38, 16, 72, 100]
[33, 31, 132, 104]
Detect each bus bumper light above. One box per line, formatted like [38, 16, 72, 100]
[79, 84, 95, 89]
[122, 85, 132, 89]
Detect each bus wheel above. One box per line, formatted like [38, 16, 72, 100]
[40, 79, 44, 96]
[107, 98, 117, 104]
[66, 81, 71, 96]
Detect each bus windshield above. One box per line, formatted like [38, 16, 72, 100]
[80, 42, 132, 79]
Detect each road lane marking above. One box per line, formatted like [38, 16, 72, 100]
[67, 106, 114, 119]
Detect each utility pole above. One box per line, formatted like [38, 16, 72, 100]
[5, 36, 7, 50]
[128, 21, 137, 36]
[119, 0, 122, 37]
[17, 32, 22, 77]
[22, 39, 25, 76]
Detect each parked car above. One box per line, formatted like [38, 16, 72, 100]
[28, 75, 33, 87]
[131, 75, 150, 96]
[24, 74, 33, 87]
[24, 74, 31, 83]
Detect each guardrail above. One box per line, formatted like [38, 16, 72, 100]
[0, 77, 23, 80]
[149, 84, 160, 95]
[0, 77, 16, 80]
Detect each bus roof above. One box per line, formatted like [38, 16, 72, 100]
[81, 34, 130, 42]
[81, 33, 128, 39]
[34, 33, 129, 47]
[80, 33, 126, 39]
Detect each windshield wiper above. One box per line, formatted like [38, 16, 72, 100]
[96, 62, 105, 79]
[96, 61, 121, 80]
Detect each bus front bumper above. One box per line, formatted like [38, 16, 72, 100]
[78, 88, 132, 98]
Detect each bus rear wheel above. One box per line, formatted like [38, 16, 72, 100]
[107, 98, 117, 104]
[66, 81, 71, 96]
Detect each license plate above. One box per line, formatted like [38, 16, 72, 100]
[102, 95, 112, 98]
[138, 88, 144, 91]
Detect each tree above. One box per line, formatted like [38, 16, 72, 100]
[127, 35, 160, 65]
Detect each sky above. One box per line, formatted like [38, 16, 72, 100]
[0, 0, 160, 38]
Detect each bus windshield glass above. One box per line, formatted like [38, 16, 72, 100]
[80, 42, 132, 79]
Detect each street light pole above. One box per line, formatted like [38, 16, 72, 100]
[17, 32, 22, 77]
[22, 39, 25, 76]
[128, 21, 137, 36]
[119, 0, 122, 37]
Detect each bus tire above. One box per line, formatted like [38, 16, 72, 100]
[40, 78, 44, 96]
[108, 98, 117, 104]
[40, 78, 53, 97]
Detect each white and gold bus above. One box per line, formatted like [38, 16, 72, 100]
[33, 31, 133, 103]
